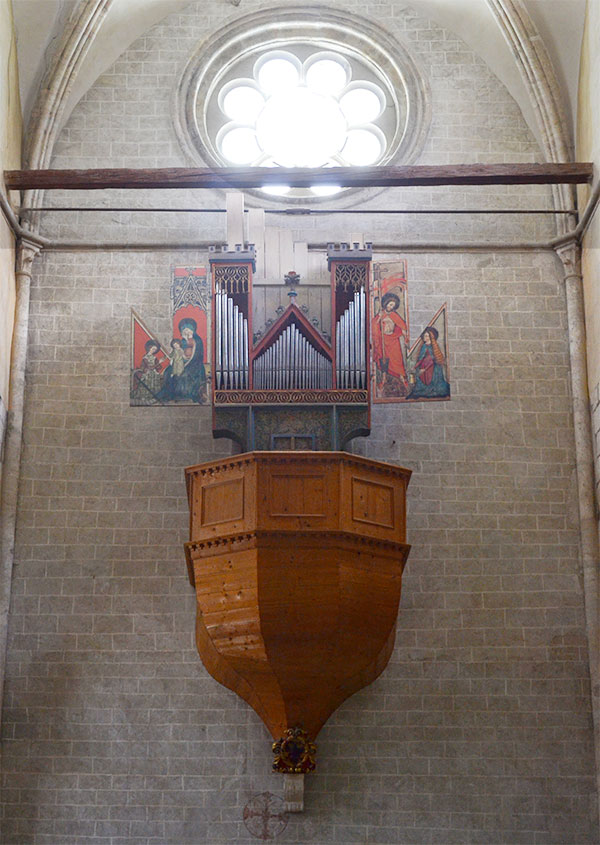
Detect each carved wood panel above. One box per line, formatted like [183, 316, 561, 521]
[340, 462, 407, 540]
[351, 477, 394, 528]
[201, 476, 244, 526]
[269, 474, 326, 518]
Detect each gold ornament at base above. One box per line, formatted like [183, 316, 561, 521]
[272, 727, 317, 774]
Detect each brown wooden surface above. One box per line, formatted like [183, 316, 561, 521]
[5, 162, 593, 190]
[185, 451, 411, 742]
[186, 451, 411, 543]
[188, 531, 410, 740]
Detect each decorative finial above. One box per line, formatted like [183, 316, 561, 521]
[284, 270, 301, 286]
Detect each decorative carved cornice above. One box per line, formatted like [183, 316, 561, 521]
[185, 450, 412, 479]
[214, 389, 367, 405]
[186, 530, 411, 553]
[185, 529, 411, 580]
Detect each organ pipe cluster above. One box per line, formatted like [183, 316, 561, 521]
[336, 287, 367, 389]
[214, 288, 249, 389]
[211, 248, 370, 396]
[253, 324, 332, 390]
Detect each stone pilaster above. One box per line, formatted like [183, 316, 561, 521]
[555, 237, 600, 801]
[0, 237, 42, 721]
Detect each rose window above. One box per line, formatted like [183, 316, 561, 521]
[214, 50, 389, 198]
[177, 10, 430, 203]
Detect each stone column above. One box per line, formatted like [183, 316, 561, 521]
[0, 237, 42, 719]
[555, 238, 600, 798]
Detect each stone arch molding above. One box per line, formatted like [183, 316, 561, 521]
[22, 0, 112, 216]
[20, 0, 574, 222]
[485, 0, 574, 230]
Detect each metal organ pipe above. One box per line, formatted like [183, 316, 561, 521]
[215, 288, 221, 387]
[214, 287, 248, 390]
[221, 290, 227, 387]
[336, 287, 366, 389]
[252, 324, 331, 390]
[243, 316, 248, 388]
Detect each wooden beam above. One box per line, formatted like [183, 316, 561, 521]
[4, 163, 593, 191]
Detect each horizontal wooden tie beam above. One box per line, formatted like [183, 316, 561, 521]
[4, 163, 594, 191]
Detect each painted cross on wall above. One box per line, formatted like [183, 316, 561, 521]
[371, 260, 450, 403]
[130, 266, 210, 406]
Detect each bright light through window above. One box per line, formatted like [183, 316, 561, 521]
[221, 85, 265, 123]
[215, 49, 388, 198]
[256, 88, 347, 168]
[305, 59, 348, 95]
[340, 86, 383, 124]
[257, 56, 301, 94]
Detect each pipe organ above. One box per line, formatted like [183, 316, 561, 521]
[214, 288, 249, 390]
[209, 240, 373, 451]
[185, 228, 412, 810]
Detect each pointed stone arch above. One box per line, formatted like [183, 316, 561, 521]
[485, 0, 575, 229]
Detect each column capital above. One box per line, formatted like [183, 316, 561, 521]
[16, 236, 42, 276]
[554, 238, 582, 280]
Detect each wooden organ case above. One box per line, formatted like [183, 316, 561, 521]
[185, 237, 411, 811]
[209, 241, 372, 451]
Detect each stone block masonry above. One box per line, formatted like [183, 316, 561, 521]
[1, 1, 598, 842]
[1, 246, 597, 843]
[592, 381, 600, 517]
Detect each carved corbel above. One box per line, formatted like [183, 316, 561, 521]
[16, 236, 42, 280]
[555, 238, 582, 284]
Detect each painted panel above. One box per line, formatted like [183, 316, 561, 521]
[131, 266, 210, 405]
[371, 261, 450, 403]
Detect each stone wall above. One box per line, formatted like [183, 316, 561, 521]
[593, 383, 600, 521]
[0, 0, 21, 408]
[578, 0, 600, 555]
[1, 244, 597, 843]
[1, 1, 598, 843]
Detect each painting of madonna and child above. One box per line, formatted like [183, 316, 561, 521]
[130, 267, 210, 405]
[371, 261, 450, 403]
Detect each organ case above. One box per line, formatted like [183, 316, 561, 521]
[209, 240, 373, 451]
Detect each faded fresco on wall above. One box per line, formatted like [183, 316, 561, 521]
[371, 261, 450, 403]
[130, 266, 210, 405]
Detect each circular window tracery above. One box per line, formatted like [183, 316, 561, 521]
[175, 7, 430, 204]
[216, 49, 388, 193]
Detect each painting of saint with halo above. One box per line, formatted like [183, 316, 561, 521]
[371, 261, 450, 403]
[130, 267, 210, 406]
